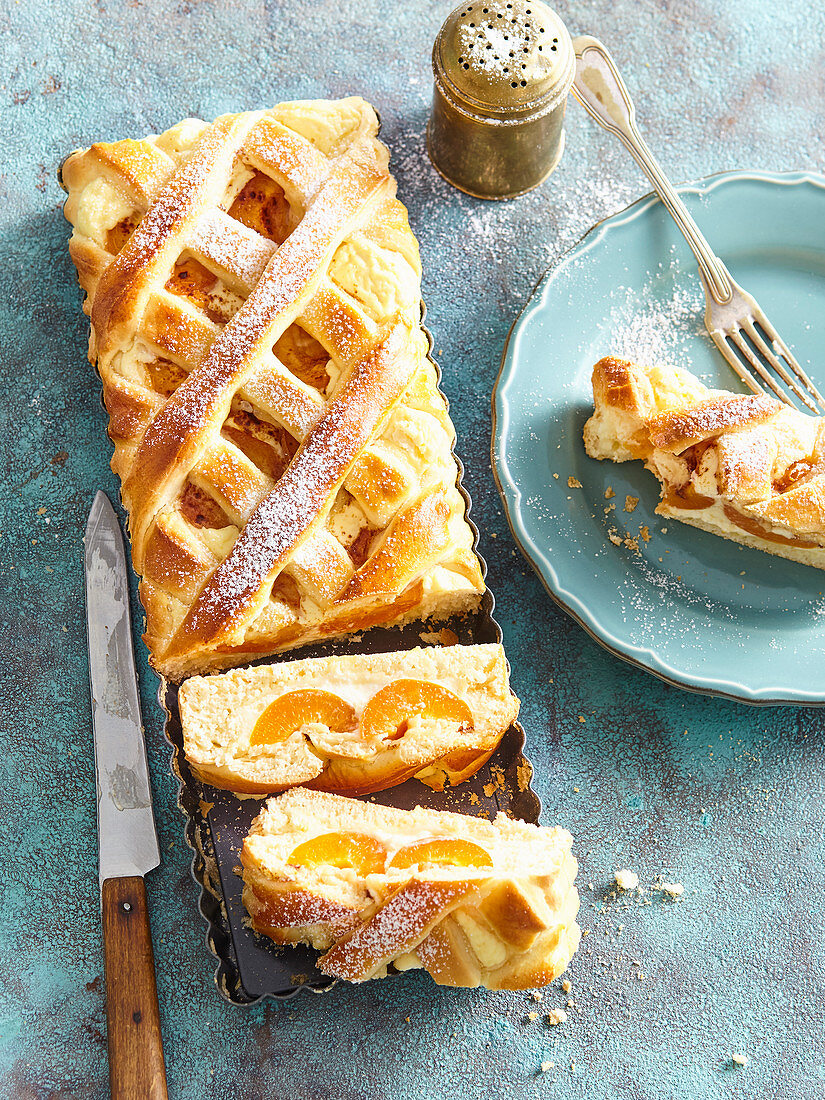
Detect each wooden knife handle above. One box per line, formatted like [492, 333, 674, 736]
[102, 876, 169, 1100]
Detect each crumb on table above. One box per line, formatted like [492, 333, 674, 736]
[614, 869, 639, 891]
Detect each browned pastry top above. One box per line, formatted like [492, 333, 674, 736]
[62, 100, 484, 678]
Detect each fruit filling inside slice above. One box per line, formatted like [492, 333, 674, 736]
[360, 680, 474, 742]
[250, 689, 358, 747]
[388, 838, 494, 870]
[286, 832, 387, 875]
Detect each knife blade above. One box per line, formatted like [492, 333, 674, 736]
[85, 490, 160, 883]
[85, 490, 168, 1100]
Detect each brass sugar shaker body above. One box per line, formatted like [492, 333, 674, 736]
[428, 0, 575, 200]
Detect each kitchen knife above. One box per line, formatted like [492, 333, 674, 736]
[84, 490, 168, 1100]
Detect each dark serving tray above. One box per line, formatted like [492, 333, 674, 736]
[161, 595, 541, 1004]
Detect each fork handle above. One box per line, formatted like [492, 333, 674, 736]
[571, 35, 732, 304]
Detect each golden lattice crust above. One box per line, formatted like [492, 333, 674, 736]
[584, 356, 825, 568]
[62, 99, 484, 679]
[178, 642, 519, 796]
[241, 789, 580, 990]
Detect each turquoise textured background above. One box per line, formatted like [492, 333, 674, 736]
[0, 0, 824, 1097]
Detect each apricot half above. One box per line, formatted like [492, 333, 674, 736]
[388, 838, 494, 871]
[249, 689, 357, 747]
[286, 832, 387, 875]
[360, 680, 473, 742]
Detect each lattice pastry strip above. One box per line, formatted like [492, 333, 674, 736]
[62, 97, 484, 679]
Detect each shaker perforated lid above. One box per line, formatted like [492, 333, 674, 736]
[434, 0, 575, 116]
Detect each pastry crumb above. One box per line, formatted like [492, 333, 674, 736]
[527, 1011, 539, 1021]
[639, 524, 651, 542]
[604, 486, 615, 499]
[608, 528, 622, 546]
[546, 1008, 567, 1026]
[731, 1053, 748, 1067]
[540, 1060, 555, 1072]
[553, 473, 559, 479]
[568, 476, 582, 489]
[624, 495, 639, 513]
[531, 990, 543, 1001]
[623, 536, 640, 552]
[578, 715, 586, 723]
[661, 881, 684, 898]
[562, 979, 571, 993]
[614, 869, 639, 891]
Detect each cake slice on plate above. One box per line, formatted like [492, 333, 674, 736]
[584, 355, 825, 568]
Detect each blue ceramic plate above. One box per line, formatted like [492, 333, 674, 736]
[493, 171, 825, 705]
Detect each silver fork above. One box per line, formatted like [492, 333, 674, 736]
[570, 35, 825, 416]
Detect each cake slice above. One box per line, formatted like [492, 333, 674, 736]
[178, 642, 518, 796]
[584, 356, 825, 568]
[241, 788, 580, 989]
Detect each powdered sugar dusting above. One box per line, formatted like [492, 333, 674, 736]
[322, 880, 470, 977]
[190, 208, 276, 291]
[454, 4, 551, 81]
[607, 276, 707, 370]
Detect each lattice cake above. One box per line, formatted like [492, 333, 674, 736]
[62, 98, 485, 680]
